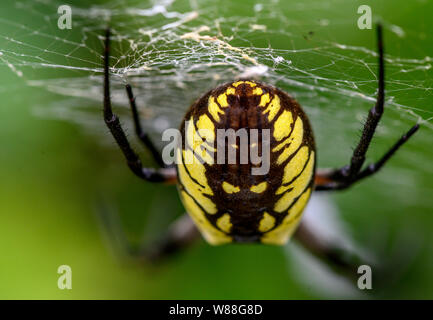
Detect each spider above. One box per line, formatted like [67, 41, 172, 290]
[102, 25, 419, 276]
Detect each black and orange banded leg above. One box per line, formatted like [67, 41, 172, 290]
[103, 28, 176, 183]
[314, 24, 419, 191]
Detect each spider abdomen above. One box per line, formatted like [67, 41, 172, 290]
[176, 80, 316, 245]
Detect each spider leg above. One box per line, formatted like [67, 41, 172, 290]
[125, 84, 166, 168]
[315, 123, 419, 191]
[144, 214, 200, 262]
[346, 24, 385, 178]
[314, 24, 419, 191]
[293, 209, 417, 291]
[293, 221, 364, 280]
[103, 28, 176, 183]
[97, 198, 199, 263]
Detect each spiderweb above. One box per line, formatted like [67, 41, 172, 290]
[1, 0, 432, 211]
[2, 0, 431, 181]
[1, 0, 432, 297]
[2, 0, 433, 132]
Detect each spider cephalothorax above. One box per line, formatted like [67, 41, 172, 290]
[176, 80, 315, 245]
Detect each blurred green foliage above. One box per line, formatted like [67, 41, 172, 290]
[0, 0, 432, 299]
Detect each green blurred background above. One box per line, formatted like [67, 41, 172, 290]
[0, 0, 432, 299]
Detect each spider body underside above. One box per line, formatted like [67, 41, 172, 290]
[102, 25, 419, 270]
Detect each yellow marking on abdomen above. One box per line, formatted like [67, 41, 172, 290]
[274, 150, 314, 212]
[179, 190, 231, 245]
[250, 181, 268, 193]
[273, 110, 293, 141]
[196, 114, 215, 142]
[252, 87, 263, 95]
[259, 93, 271, 106]
[182, 149, 214, 196]
[177, 148, 217, 214]
[216, 88, 236, 107]
[217, 93, 228, 107]
[280, 146, 309, 187]
[185, 117, 214, 164]
[232, 80, 256, 87]
[261, 188, 311, 245]
[208, 96, 224, 122]
[263, 94, 281, 121]
[274, 117, 304, 165]
[222, 181, 240, 194]
[217, 213, 232, 233]
[226, 87, 235, 95]
[259, 212, 275, 232]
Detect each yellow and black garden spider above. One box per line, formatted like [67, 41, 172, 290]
[101, 25, 419, 277]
